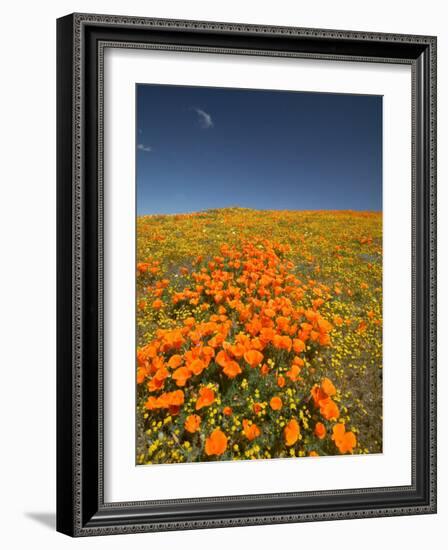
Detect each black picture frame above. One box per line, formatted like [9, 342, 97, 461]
[57, 13, 437, 537]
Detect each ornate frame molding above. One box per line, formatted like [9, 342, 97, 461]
[57, 13, 437, 537]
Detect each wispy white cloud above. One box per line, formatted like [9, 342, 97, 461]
[137, 143, 152, 152]
[192, 107, 214, 129]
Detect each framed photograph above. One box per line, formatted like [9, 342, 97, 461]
[56, 13, 437, 536]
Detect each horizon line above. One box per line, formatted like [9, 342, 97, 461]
[137, 206, 383, 217]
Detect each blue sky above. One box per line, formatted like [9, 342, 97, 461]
[136, 84, 382, 215]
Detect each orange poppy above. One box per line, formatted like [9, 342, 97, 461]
[137, 262, 150, 274]
[244, 349, 264, 368]
[138, 343, 158, 363]
[286, 364, 301, 382]
[136, 367, 147, 384]
[317, 318, 333, 333]
[222, 360, 242, 379]
[242, 419, 261, 441]
[260, 363, 270, 376]
[167, 354, 183, 369]
[259, 327, 275, 344]
[188, 358, 207, 376]
[208, 333, 225, 348]
[145, 389, 184, 410]
[184, 414, 201, 433]
[310, 384, 327, 406]
[216, 350, 231, 368]
[272, 334, 292, 352]
[144, 396, 159, 410]
[276, 316, 290, 331]
[223, 406, 233, 416]
[300, 322, 313, 333]
[227, 342, 246, 358]
[147, 374, 166, 393]
[201, 346, 215, 360]
[319, 398, 340, 421]
[332, 423, 357, 454]
[321, 378, 336, 397]
[269, 396, 283, 411]
[357, 320, 368, 333]
[246, 318, 262, 336]
[172, 366, 191, 387]
[277, 375, 286, 388]
[165, 389, 184, 406]
[195, 387, 215, 410]
[205, 428, 228, 456]
[314, 422, 326, 439]
[332, 423, 346, 442]
[284, 419, 300, 446]
[292, 338, 305, 353]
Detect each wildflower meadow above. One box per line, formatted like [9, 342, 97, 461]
[136, 207, 382, 464]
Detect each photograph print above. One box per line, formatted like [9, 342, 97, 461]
[135, 84, 383, 465]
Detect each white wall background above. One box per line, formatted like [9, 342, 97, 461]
[0, 1, 445, 548]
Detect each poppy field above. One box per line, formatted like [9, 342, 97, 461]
[136, 208, 382, 464]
